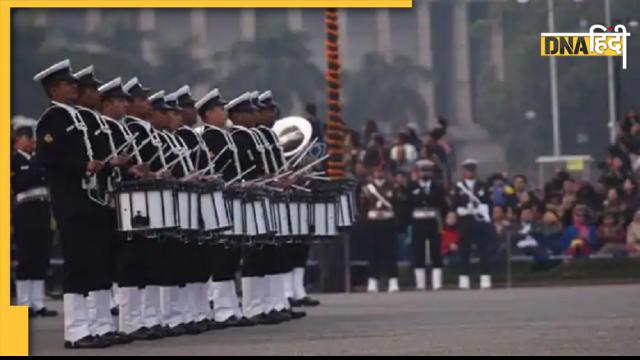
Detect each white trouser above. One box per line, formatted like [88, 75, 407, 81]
[197, 282, 212, 321]
[178, 286, 192, 324]
[15, 280, 32, 308]
[271, 274, 289, 311]
[211, 280, 242, 322]
[160, 286, 183, 328]
[293, 268, 307, 300]
[432, 268, 443, 291]
[263, 275, 277, 314]
[63, 294, 92, 342]
[414, 268, 427, 290]
[87, 290, 116, 336]
[242, 277, 265, 319]
[283, 272, 294, 300]
[110, 284, 119, 309]
[118, 287, 144, 334]
[188, 282, 211, 322]
[142, 285, 162, 328]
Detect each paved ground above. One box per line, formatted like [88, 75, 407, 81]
[29, 284, 640, 356]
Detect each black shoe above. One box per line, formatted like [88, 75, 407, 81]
[253, 313, 280, 326]
[228, 316, 257, 327]
[298, 297, 320, 307]
[129, 327, 162, 341]
[110, 306, 119, 316]
[207, 319, 228, 330]
[271, 310, 290, 323]
[101, 331, 133, 346]
[149, 325, 167, 339]
[64, 335, 111, 349]
[209, 300, 214, 310]
[34, 307, 58, 317]
[286, 308, 307, 320]
[183, 322, 202, 335]
[164, 325, 186, 337]
[288, 298, 301, 308]
[195, 320, 210, 333]
[28, 309, 37, 318]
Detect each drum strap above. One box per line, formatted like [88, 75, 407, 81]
[366, 184, 393, 211]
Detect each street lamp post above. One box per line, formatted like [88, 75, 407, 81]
[547, 0, 561, 157]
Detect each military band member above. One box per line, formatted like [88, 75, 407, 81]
[453, 159, 494, 290]
[34, 59, 111, 349]
[196, 89, 247, 327]
[408, 160, 448, 291]
[116, 77, 165, 341]
[171, 86, 215, 332]
[11, 117, 57, 318]
[360, 166, 401, 293]
[226, 92, 283, 326]
[250, 91, 307, 321]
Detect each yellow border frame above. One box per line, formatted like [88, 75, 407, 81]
[0, 0, 411, 356]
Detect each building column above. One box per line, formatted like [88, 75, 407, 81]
[86, 9, 101, 33]
[191, 9, 208, 60]
[416, 0, 436, 128]
[139, 9, 158, 65]
[287, 8, 303, 32]
[452, 0, 473, 126]
[490, 4, 505, 82]
[376, 8, 392, 62]
[240, 9, 256, 41]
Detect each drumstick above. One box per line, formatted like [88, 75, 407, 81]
[160, 155, 184, 173]
[103, 133, 139, 162]
[127, 136, 152, 157]
[184, 146, 231, 179]
[307, 175, 331, 181]
[289, 137, 318, 170]
[291, 184, 311, 192]
[225, 165, 257, 186]
[146, 144, 169, 165]
[291, 154, 329, 177]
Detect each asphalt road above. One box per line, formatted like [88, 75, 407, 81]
[29, 284, 640, 356]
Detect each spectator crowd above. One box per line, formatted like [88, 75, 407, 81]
[344, 110, 640, 291]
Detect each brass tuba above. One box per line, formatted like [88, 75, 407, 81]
[273, 116, 314, 160]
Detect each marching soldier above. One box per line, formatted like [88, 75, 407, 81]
[143, 90, 191, 337]
[227, 92, 283, 325]
[11, 117, 57, 318]
[407, 160, 448, 291]
[171, 86, 215, 332]
[196, 89, 246, 327]
[33, 59, 111, 349]
[360, 166, 401, 293]
[453, 159, 494, 290]
[117, 77, 165, 341]
[252, 91, 308, 320]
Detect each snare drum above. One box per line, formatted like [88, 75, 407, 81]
[199, 180, 232, 235]
[176, 182, 201, 236]
[224, 186, 246, 243]
[337, 180, 357, 229]
[244, 187, 275, 242]
[289, 191, 311, 240]
[309, 183, 340, 239]
[272, 191, 292, 239]
[113, 179, 179, 237]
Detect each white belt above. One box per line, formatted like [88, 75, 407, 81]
[367, 210, 394, 220]
[413, 209, 438, 220]
[16, 187, 49, 203]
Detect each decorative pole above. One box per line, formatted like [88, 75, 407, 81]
[324, 8, 347, 179]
